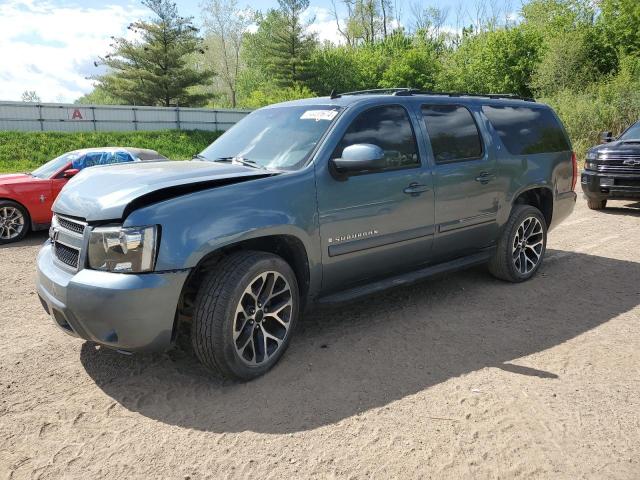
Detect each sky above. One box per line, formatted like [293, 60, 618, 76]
[0, 0, 516, 103]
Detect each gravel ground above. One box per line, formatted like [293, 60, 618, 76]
[1, 199, 639, 479]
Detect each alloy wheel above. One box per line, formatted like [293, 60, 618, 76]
[512, 216, 544, 275]
[0, 207, 25, 241]
[233, 271, 293, 366]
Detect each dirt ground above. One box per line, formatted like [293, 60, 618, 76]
[1, 199, 639, 479]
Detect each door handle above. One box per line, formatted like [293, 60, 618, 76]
[475, 171, 495, 184]
[403, 183, 431, 196]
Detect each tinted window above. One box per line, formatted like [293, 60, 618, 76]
[619, 121, 640, 141]
[482, 105, 570, 155]
[421, 105, 483, 164]
[333, 105, 419, 171]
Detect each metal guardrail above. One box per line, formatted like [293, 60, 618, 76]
[0, 101, 251, 132]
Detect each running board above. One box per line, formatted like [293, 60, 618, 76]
[317, 249, 494, 304]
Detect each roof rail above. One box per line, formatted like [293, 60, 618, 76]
[339, 88, 413, 96]
[338, 88, 535, 102]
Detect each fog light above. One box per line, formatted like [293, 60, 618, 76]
[600, 178, 614, 187]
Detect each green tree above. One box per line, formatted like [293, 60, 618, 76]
[531, 29, 601, 95]
[245, 0, 317, 88]
[599, 0, 640, 57]
[437, 27, 541, 96]
[95, 0, 212, 106]
[379, 37, 440, 89]
[201, 0, 252, 107]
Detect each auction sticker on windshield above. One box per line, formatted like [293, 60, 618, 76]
[300, 110, 339, 121]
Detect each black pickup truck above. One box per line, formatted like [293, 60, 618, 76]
[581, 120, 640, 209]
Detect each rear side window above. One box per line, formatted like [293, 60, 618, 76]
[482, 105, 570, 155]
[421, 105, 483, 164]
[333, 105, 420, 171]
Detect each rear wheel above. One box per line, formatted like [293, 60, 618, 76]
[488, 205, 547, 283]
[587, 198, 607, 210]
[0, 200, 29, 244]
[191, 251, 300, 380]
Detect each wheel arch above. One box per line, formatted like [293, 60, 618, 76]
[174, 233, 312, 343]
[511, 186, 553, 228]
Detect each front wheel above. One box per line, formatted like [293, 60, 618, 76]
[191, 251, 300, 380]
[488, 205, 547, 283]
[587, 198, 607, 210]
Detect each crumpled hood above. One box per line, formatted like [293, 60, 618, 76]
[53, 160, 275, 221]
[0, 173, 34, 185]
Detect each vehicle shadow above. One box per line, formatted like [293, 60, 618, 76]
[0, 230, 48, 249]
[80, 248, 640, 433]
[600, 200, 640, 216]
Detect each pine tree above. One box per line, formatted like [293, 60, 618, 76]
[247, 0, 317, 88]
[96, 0, 213, 106]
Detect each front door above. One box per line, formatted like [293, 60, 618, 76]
[420, 104, 499, 259]
[316, 104, 435, 291]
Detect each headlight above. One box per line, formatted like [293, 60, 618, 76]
[584, 151, 598, 170]
[88, 225, 159, 273]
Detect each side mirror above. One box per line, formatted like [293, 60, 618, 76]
[63, 168, 79, 178]
[330, 144, 385, 178]
[600, 131, 614, 143]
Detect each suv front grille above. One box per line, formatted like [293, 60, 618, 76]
[56, 215, 86, 235]
[598, 154, 640, 174]
[52, 214, 87, 271]
[54, 241, 80, 268]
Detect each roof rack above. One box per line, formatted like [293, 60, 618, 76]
[339, 88, 412, 96]
[338, 88, 535, 102]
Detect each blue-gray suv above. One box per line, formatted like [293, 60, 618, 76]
[36, 89, 577, 380]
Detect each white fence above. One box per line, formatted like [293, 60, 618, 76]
[0, 101, 251, 132]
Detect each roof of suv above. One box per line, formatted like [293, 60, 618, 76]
[267, 89, 542, 110]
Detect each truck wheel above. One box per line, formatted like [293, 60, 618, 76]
[191, 251, 300, 380]
[0, 200, 30, 244]
[488, 205, 547, 283]
[587, 198, 607, 210]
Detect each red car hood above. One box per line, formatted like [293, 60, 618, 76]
[0, 173, 37, 185]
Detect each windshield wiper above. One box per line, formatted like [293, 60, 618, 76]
[213, 156, 266, 170]
[192, 153, 208, 160]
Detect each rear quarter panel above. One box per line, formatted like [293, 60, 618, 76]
[478, 103, 574, 229]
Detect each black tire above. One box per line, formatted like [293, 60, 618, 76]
[587, 198, 607, 210]
[488, 205, 547, 283]
[0, 200, 30, 245]
[191, 250, 300, 381]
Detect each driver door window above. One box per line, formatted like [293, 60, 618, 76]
[332, 105, 420, 172]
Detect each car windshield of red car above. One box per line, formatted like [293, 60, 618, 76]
[32, 152, 81, 179]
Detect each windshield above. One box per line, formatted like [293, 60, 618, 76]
[31, 152, 81, 179]
[619, 121, 640, 141]
[198, 105, 342, 170]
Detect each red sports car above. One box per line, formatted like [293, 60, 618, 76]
[0, 147, 167, 244]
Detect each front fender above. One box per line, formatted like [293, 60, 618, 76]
[124, 168, 321, 287]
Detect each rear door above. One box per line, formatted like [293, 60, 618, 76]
[316, 104, 435, 291]
[421, 104, 499, 259]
